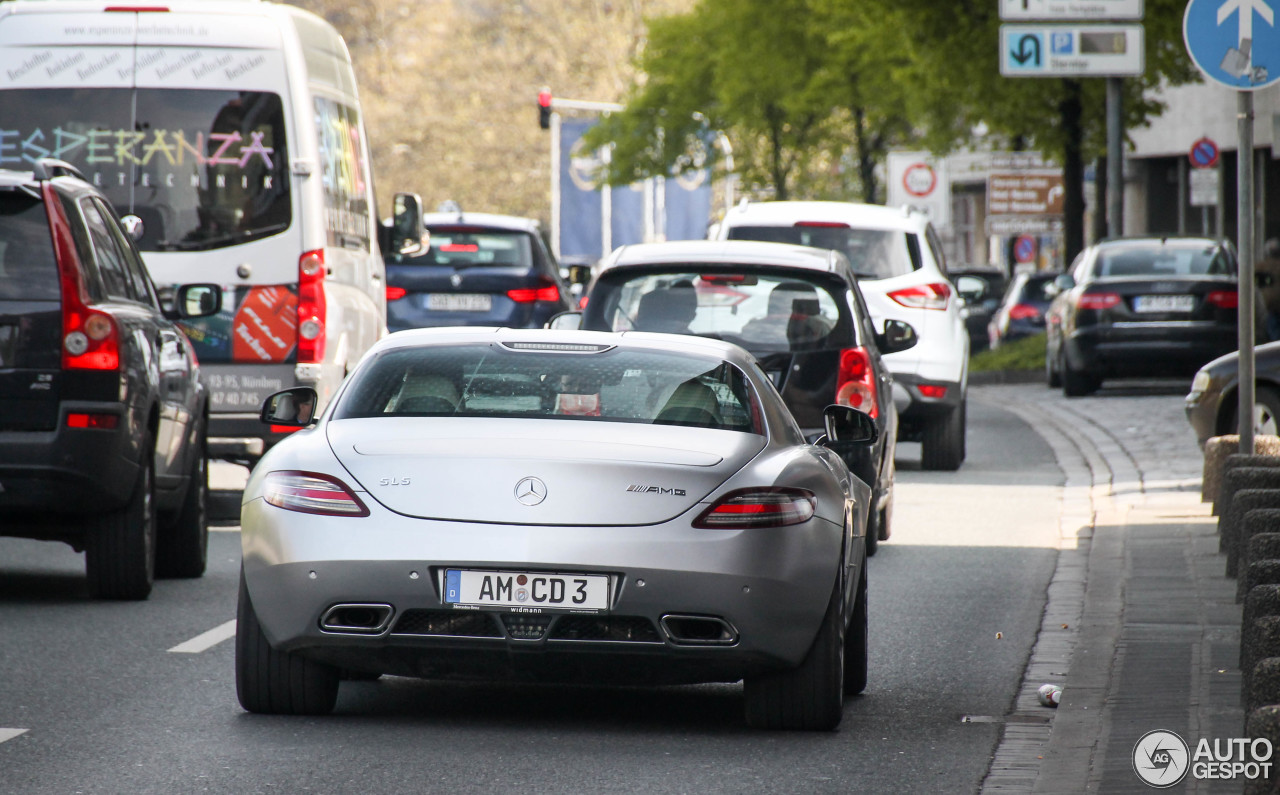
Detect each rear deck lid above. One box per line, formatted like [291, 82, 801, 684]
[0, 189, 62, 431]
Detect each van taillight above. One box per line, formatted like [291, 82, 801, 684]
[297, 250, 327, 363]
[836, 347, 877, 418]
[45, 184, 120, 371]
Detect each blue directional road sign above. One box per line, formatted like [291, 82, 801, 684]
[1000, 25, 1145, 76]
[1184, 0, 1280, 90]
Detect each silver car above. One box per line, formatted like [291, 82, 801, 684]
[236, 327, 874, 730]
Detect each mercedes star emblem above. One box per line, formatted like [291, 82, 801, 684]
[514, 476, 547, 506]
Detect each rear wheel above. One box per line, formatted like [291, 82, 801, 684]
[844, 567, 868, 695]
[743, 579, 845, 731]
[1062, 351, 1100, 397]
[85, 440, 156, 600]
[921, 401, 965, 471]
[156, 431, 208, 579]
[236, 573, 340, 715]
[1045, 344, 1061, 388]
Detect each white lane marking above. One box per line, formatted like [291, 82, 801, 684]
[0, 729, 28, 744]
[168, 619, 237, 653]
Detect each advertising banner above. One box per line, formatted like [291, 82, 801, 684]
[558, 120, 603, 259]
[665, 168, 713, 242]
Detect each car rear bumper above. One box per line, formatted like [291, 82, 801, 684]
[241, 497, 846, 683]
[1067, 323, 1237, 378]
[0, 406, 139, 535]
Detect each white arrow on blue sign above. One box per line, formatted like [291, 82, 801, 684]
[1184, 0, 1280, 90]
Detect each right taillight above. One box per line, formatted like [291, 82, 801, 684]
[46, 185, 120, 371]
[836, 347, 878, 418]
[262, 471, 369, 517]
[297, 250, 327, 363]
[1207, 290, 1238, 309]
[1078, 292, 1121, 310]
[692, 488, 816, 529]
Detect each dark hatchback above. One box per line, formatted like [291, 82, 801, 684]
[988, 271, 1059, 349]
[384, 211, 572, 332]
[1046, 237, 1249, 396]
[0, 162, 220, 598]
[573, 240, 917, 555]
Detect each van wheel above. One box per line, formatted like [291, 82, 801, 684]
[744, 579, 844, 730]
[86, 439, 156, 600]
[844, 567, 868, 695]
[236, 573, 339, 715]
[921, 402, 965, 471]
[157, 431, 208, 579]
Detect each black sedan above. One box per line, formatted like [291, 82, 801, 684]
[383, 209, 572, 332]
[567, 239, 917, 556]
[1185, 341, 1280, 447]
[1045, 237, 1247, 397]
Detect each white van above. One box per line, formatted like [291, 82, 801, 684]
[0, 0, 388, 464]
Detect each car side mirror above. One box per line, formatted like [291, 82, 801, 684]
[1051, 273, 1076, 293]
[567, 264, 592, 285]
[391, 192, 427, 255]
[955, 275, 987, 303]
[261, 387, 319, 427]
[875, 318, 918, 355]
[822, 404, 878, 450]
[165, 283, 222, 320]
[546, 310, 583, 330]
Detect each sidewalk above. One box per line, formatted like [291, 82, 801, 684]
[975, 384, 1244, 794]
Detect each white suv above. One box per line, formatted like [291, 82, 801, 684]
[715, 201, 968, 470]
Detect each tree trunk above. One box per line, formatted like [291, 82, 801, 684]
[1060, 79, 1085, 266]
[853, 106, 878, 204]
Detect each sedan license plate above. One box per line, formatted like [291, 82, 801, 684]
[445, 569, 609, 611]
[427, 293, 492, 312]
[1133, 294, 1194, 313]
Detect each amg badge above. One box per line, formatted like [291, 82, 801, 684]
[626, 484, 686, 496]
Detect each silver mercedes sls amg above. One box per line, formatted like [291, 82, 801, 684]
[236, 327, 875, 730]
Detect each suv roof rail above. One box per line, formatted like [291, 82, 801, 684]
[32, 159, 87, 183]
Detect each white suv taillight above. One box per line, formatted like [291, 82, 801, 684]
[888, 281, 952, 310]
[263, 471, 369, 517]
[692, 488, 816, 529]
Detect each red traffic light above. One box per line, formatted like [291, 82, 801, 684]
[538, 89, 552, 130]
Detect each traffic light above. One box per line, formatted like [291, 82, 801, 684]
[538, 88, 552, 130]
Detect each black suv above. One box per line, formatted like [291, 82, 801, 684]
[0, 161, 220, 599]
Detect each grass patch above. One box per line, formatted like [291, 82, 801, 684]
[971, 332, 1047, 372]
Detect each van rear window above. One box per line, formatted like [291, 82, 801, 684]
[0, 193, 59, 301]
[0, 88, 290, 254]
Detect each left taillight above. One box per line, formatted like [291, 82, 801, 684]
[888, 281, 952, 310]
[262, 471, 369, 517]
[386, 286, 407, 301]
[297, 250, 327, 363]
[1008, 303, 1041, 320]
[836, 347, 878, 418]
[693, 488, 816, 529]
[47, 185, 120, 371]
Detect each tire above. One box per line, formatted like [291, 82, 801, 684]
[844, 567, 868, 696]
[156, 430, 208, 579]
[1228, 385, 1280, 438]
[85, 440, 156, 600]
[921, 401, 965, 471]
[1061, 353, 1099, 397]
[743, 579, 845, 731]
[236, 573, 340, 715]
[865, 507, 880, 557]
[1045, 344, 1061, 388]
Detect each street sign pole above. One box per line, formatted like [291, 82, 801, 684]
[1106, 77, 1124, 236]
[1240, 90, 1256, 453]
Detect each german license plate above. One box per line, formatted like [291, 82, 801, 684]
[1133, 294, 1194, 313]
[444, 569, 609, 611]
[427, 293, 491, 312]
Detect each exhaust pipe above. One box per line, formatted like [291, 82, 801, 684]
[319, 603, 394, 635]
[660, 614, 739, 645]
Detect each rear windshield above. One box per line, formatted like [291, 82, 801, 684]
[1093, 244, 1235, 279]
[726, 225, 917, 278]
[1019, 276, 1058, 303]
[335, 343, 761, 433]
[0, 192, 59, 301]
[389, 228, 534, 269]
[585, 269, 854, 354]
[0, 88, 290, 253]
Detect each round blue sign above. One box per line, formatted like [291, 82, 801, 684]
[1190, 137, 1220, 167]
[1184, 0, 1280, 91]
[1014, 235, 1037, 264]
